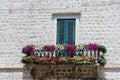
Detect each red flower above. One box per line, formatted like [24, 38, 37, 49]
[47, 57, 54, 62]
[53, 58, 62, 65]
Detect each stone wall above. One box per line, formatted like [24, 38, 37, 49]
[0, 0, 120, 79]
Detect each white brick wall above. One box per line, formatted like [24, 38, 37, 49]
[0, 68, 32, 80]
[0, 0, 120, 79]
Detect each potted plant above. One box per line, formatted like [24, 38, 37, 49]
[22, 45, 35, 56]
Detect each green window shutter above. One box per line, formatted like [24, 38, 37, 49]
[67, 20, 75, 44]
[57, 19, 75, 45]
[57, 20, 65, 44]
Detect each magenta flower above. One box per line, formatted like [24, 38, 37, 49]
[43, 45, 55, 52]
[22, 45, 34, 54]
[86, 43, 98, 51]
[65, 45, 75, 54]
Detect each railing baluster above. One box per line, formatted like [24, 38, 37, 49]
[39, 52, 41, 57]
[94, 50, 95, 56]
[90, 51, 92, 56]
[86, 50, 87, 56]
[55, 51, 57, 57]
[82, 50, 84, 56]
[41, 52, 43, 57]
[98, 50, 100, 57]
[54, 51, 56, 57]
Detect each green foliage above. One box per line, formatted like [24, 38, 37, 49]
[99, 45, 107, 54]
[21, 56, 34, 64]
[97, 56, 107, 66]
[21, 56, 27, 63]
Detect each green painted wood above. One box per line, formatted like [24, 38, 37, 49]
[57, 19, 75, 45]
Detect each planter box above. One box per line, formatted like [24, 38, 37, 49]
[27, 64, 100, 80]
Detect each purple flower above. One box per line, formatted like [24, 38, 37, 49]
[85, 43, 98, 51]
[43, 45, 55, 52]
[22, 45, 35, 54]
[65, 45, 75, 54]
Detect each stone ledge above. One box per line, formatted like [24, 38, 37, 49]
[0, 66, 120, 69]
[52, 12, 81, 16]
[104, 64, 120, 69]
[52, 12, 81, 19]
[0, 67, 26, 70]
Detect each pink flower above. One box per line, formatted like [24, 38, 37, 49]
[43, 45, 55, 52]
[65, 45, 75, 54]
[22, 45, 34, 54]
[86, 43, 98, 51]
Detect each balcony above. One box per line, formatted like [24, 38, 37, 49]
[21, 44, 107, 80]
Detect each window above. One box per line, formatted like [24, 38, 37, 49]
[57, 19, 76, 44]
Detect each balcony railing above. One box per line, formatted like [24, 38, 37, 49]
[35, 49, 99, 57]
[21, 44, 107, 65]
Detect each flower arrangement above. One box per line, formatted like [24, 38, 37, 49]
[73, 56, 96, 64]
[21, 56, 62, 65]
[35, 45, 43, 51]
[75, 44, 85, 52]
[83, 56, 96, 63]
[60, 57, 74, 64]
[21, 56, 34, 64]
[21, 43, 107, 66]
[43, 45, 55, 52]
[85, 43, 99, 51]
[55, 44, 65, 52]
[21, 56, 97, 65]
[22, 45, 35, 56]
[65, 45, 76, 57]
[65, 45, 75, 53]
[98, 45, 107, 54]
[97, 56, 107, 66]
[73, 56, 83, 63]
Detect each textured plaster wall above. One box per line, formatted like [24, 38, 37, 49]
[0, 0, 120, 79]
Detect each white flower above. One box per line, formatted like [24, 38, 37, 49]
[76, 44, 85, 51]
[35, 45, 43, 51]
[55, 44, 65, 52]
